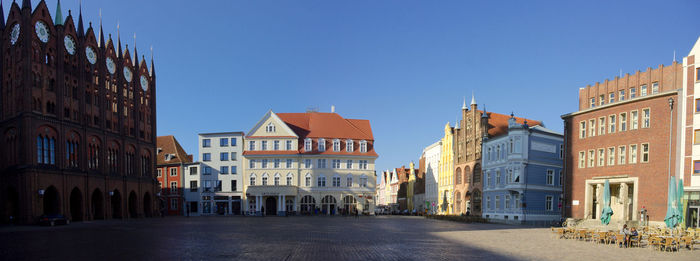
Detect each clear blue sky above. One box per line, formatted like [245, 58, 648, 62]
[34, 0, 700, 175]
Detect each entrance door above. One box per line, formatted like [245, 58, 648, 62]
[265, 197, 277, 216]
[688, 207, 699, 228]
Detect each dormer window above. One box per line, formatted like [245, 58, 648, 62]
[266, 123, 275, 133]
[165, 154, 172, 161]
[318, 138, 326, 152]
[332, 139, 340, 152]
[157, 147, 163, 154]
[346, 139, 354, 152]
[360, 140, 367, 153]
[304, 138, 312, 152]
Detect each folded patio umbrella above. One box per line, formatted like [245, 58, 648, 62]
[600, 179, 613, 225]
[664, 176, 680, 228]
[678, 178, 685, 229]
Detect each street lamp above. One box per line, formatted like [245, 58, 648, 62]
[668, 97, 674, 184]
[38, 189, 45, 197]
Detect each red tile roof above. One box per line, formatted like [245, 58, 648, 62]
[480, 110, 541, 137]
[156, 135, 192, 165]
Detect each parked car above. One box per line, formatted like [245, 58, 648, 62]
[38, 214, 70, 226]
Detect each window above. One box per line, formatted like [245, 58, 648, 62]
[262, 159, 268, 168]
[286, 159, 292, 168]
[588, 150, 595, 167]
[598, 149, 605, 167]
[220, 138, 228, 147]
[190, 181, 198, 192]
[651, 82, 659, 94]
[495, 196, 500, 209]
[696, 99, 700, 113]
[579, 151, 585, 168]
[266, 123, 275, 133]
[202, 139, 211, 148]
[590, 98, 595, 108]
[202, 153, 211, 161]
[332, 176, 341, 187]
[598, 117, 605, 135]
[641, 143, 649, 163]
[305, 174, 311, 187]
[157, 169, 162, 177]
[170, 181, 177, 190]
[608, 115, 616, 133]
[619, 90, 625, 101]
[546, 170, 554, 185]
[262, 174, 268, 186]
[630, 87, 636, 98]
[220, 166, 228, 174]
[231, 166, 237, 174]
[346, 160, 353, 169]
[318, 159, 327, 168]
[579, 121, 586, 138]
[618, 146, 626, 165]
[505, 195, 511, 209]
[333, 139, 340, 152]
[274, 140, 280, 150]
[250, 175, 256, 186]
[215, 180, 222, 192]
[545, 196, 553, 211]
[261, 141, 268, 150]
[286, 140, 292, 150]
[360, 175, 368, 187]
[560, 144, 564, 159]
[304, 138, 312, 151]
[318, 176, 326, 187]
[487, 196, 491, 210]
[274, 174, 280, 186]
[304, 159, 311, 168]
[203, 166, 212, 175]
[640, 84, 647, 96]
[515, 194, 521, 208]
[697, 68, 700, 81]
[620, 113, 627, 131]
[249, 141, 255, 151]
[608, 147, 615, 166]
[231, 138, 237, 146]
[170, 168, 177, 176]
[695, 130, 700, 144]
[286, 174, 293, 185]
[231, 152, 237, 161]
[631, 110, 638, 130]
[190, 167, 197, 175]
[589, 119, 596, 137]
[231, 180, 237, 191]
[694, 161, 700, 174]
[346, 139, 354, 152]
[630, 144, 638, 164]
[204, 180, 212, 191]
[249, 159, 256, 169]
[332, 159, 341, 169]
[609, 93, 614, 103]
[347, 175, 353, 187]
[359, 160, 368, 170]
[274, 159, 280, 168]
[487, 172, 492, 186]
[360, 140, 367, 153]
[599, 94, 605, 106]
[642, 108, 650, 128]
[318, 138, 326, 151]
[559, 171, 563, 186]
[220, 152, 228, 161]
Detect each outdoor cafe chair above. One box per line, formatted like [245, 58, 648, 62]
[629, 235, 641, 248]
[680, 236, 695, 251]
[649, 236, 663, 251]
[613, 234, 626, 247]
[663, 237, 679, 252]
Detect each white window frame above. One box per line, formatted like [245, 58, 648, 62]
[640, 84, 647, 96]
[286, 173, 293, 186]
[286, 140, 292, 151]
[579, 151, 585, 168]
[262, 173, 269, 186]
[346, 160, 353, 169]
[286, 159, 293, 168]
[318, 138, 326, 151]
[274, 173, 280, 186]
[545, 196, 553, 211]
[346, 139, 354, 152]
[598, 148, 605, 167]
[608, 147, 615, 166]
[642, 108, 650, 128]
[630, 144, 638, 164]
[347, 175, 353, 187]
[598, 117, 605, 136]
[619, 90, 625, 101]
[333, 139, 340, 152]
[249, 140, 255, 151]
[360, 140, 367, 153]
[589, 119, 596, 137]
[250, 174, 256, 186]
[249, 159, 256, 169]
[631, 110, 638, 130]
[305, 173, 312, 187]
[274, 140, 280, 151]
[318, 175, 326, 187]
[304, 138, 312, 152]
[579, 121, 586, 138]
[641, 143, 649, 163]
[608, 115, 616, 134]
[620, 112, 627, 131]
[618, 145, 626, 165]
[588, 150, 595, 168]
[546, 170, 554, 185]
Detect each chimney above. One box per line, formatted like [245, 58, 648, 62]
[331, 105, 335, 113]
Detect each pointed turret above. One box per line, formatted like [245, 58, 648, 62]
[98, 9, 104, 48]
[150, 47, 155, 77]
[134, 47, 139, 68]
[22, 0, 30, 10]
[54, 0, 63, 25]
[0, 1, 6, 29]
[77, 2, 84, 37]
[116, 23, 122, 58]
[470, 92, 476, 106]
[462, 96, 467, 110]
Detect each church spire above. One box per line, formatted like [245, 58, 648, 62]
[54, 0, 63, 26]
[98, 9, 104, 48]
[470, 92, 476, 106]
[116, 22, 122, 58]
[77, 1, 84, 37]
[150, 46, 155, 77]
[0, 1, 6, 29]
[462, 96, 467, 110]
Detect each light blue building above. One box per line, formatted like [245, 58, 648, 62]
[481, 115, 563, 225]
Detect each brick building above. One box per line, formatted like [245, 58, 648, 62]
[0, 1, 158, 224]
[156, 136, 192, 216]
[562, 63, 682, 225]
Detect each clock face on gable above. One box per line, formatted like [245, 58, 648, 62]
[85, 47, 97, 65]
[10, 24, 20, 45]
[106, 57, 116, 74]
[123, 67, 133, 82]
[140, 75, 148, 91]
[64, 35, 76, 55]
[35, 21, 49, 43]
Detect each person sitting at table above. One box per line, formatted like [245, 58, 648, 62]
[619, 224, 630, 247]
[626, 227, 638, 247]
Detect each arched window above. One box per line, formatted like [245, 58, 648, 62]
[342, 195, 357, 214]
[304, 138, 312, 152]
[346, 139, 354, 152]
[301, 195, 316, 214]
[262, 173, 269, 186]
[318, 138, 326, 152]
[455, 168, 462, 184]
[274, 173, 280, 186]
[473, 164, 481, 183]
[346, 174, 353, 187]
[455, 191, 461, 213]
[286, 173, 293, 186]
[317, 175, 326, 187]
[250, 174, 256, 186]
[332, 139, 340, 152]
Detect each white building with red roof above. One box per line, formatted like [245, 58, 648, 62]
[243, 110, 378, 216]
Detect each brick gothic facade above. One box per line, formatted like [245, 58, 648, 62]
[0, 1, 158, 224]
[562, 63, 682, 224]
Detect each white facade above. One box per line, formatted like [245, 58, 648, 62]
[681, 36, 700, 229]
[183, 162, 202, 216]
[423, 140, 441, 214]
[198, 132, 245, 215]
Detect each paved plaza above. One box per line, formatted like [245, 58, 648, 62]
[0, 216, 696, 260]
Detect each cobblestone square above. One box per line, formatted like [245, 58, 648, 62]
[0, 216, 696, 260]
